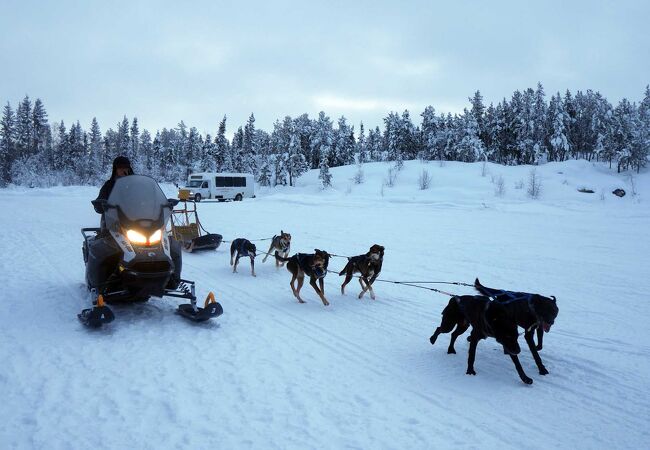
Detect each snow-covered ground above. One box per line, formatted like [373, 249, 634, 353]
[1, 159, 649, 449]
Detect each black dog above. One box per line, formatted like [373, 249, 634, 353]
[339, 244, 385, 300]
[474, 278, 558, 375]
[275, 250, 330, 306]
[430, 295, 533, 384]
[230, 238, 257, 277]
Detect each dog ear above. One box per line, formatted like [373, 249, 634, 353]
[551, 296, 556, 302]
[281, 229, 283, 234]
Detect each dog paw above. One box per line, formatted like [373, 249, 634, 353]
[466, 369, 476, 376]
[522, 376, 534, 385]
[539, 367, 549, 375]
[447, 348, 456, 354]
[536, 345, 543, 351]
[429, 335, 436, 345]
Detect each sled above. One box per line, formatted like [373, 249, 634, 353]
[170, 199, 223, 252]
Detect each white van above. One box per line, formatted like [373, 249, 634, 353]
[182, 172, 255, 202]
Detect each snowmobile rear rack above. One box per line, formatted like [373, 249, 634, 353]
[170, 200, 222, 252]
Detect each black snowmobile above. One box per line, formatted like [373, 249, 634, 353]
[79, 174, 223, 327]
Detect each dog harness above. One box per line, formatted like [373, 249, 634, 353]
[237, 239, 254, 258]
[486, 288, 540, 333]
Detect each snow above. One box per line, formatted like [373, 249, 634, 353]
[1, 159, 649, 449]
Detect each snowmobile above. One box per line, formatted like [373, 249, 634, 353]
[79, 174, 223, 328]
[170, 193, 223, 252]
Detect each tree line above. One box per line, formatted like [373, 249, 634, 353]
[1, 83, 648, 188]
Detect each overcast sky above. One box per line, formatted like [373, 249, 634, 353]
[1, 0, 648, 136]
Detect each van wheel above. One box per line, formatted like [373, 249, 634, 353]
[194, 193, 202, 202]
[235, 194, 243, 201]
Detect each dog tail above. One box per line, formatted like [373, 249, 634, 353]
[274, 251, 290, 262]
[474, 277, 488, 295]
[338, 261, 351, 276]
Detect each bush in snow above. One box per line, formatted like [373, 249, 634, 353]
[494, 175, 506, 197]
[481, 159, 488, 177]
[514, 179, 524, 189]
[418, 169, 431, 190]
[385, 165, 398, 187]
[353, 163, 364, 184]
[527, 168, 542, 199]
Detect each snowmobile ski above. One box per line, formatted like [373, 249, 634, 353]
[78, 295, 115, 328]
[177, 292, 223, 322]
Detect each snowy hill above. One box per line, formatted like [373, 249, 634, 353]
[1, 160, 648, 449]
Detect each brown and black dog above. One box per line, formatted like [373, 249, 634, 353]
[262, 230, 292, 266]
[339, 244, 385, 300]
[275, 249, 330, 306]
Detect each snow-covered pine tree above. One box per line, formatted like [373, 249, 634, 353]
[53, 120, 68, 172]
[129, 118, 141, 172]
[230, 126, 244, 172]
[421, 106, 438, 161]
[31, 98, 48, 157]
[243, 113, 258, 175]
[333, 116, 354, 167]
[139, 129, 153, 175]
[563, 90, 576, 158]
[117, 116, 130, 161]
[357, 122, 368, 163]
[287, 132, 309, 186]
[456, 109, 485, 162]
[310, 111, 334, 169]
[470, 91, 486, 145]
[398, 110, 418, 161]
[257, 159, 271, 186]
[532, 83, 548, 163]
[383, 112, 400, 163]
[547, 93, 570, 162]
[214, 116, 230, 172]
[633, 85, 650, 172]
[14, 96, 32, 162]
[0, 102, 15, 185]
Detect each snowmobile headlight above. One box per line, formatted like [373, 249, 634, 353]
[149, 229, 163, 244]
[126, 229, 148, 245]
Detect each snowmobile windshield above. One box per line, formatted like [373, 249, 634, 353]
[106, 175, 170, 232]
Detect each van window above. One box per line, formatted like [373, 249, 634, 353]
[201, 181, 208, 188]
[187, 180, 202, 188]
[215, 177, 233, 187]
[234, 177, 245, 187]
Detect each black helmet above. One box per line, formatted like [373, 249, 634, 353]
[111, 156, 133, 177]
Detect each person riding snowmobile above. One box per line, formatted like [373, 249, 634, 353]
[95, 156, 134, 231]
[96, 156, 134, 203]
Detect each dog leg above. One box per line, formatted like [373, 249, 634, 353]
[466, 336, 480, 375]
[448, 322, 469, 354]
[357, 277, 368, 299]
[509, 354, 533, 384]
[295, 275, 306, 303]
[250, 256, 256, 277]
[262, 243, 272, 263]
[525, 330, 548, 375]
[310, 277, 329, 306]
[233, 256, 239, 273]
[367, 274, 379, 300]
[340, 271, 353, 295]
[319, 278, 325, 296]
[536, 327, 544, 351]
